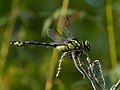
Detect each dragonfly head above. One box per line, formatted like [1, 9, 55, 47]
[84, 40, 91, 51]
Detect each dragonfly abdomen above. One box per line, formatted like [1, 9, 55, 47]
[10, 41, 58, 47]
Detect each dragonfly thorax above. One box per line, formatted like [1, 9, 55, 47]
[55, 38, 91, 52]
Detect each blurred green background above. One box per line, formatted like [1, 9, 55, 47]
[0, 0, 120, 90]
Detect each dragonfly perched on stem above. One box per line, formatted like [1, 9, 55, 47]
[10, 16, 91, 77]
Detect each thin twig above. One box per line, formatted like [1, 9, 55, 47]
[110, 79, 120, 90]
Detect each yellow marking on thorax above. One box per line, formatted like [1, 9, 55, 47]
[74, 40, 81, 46]
[81, 41, 84, 49]
[67, 43, 75, 50]
[56, 45, 68, 51]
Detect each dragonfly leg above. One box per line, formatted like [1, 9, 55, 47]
[56, 52, 68, 77]
[69, 53, 72, 59]
[72, 51, 85, 79]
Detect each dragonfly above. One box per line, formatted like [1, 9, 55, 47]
[10, 16, 91, 77]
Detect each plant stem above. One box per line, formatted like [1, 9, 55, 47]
[106, 0, 117, 68]
[45, 0, 69, 90]
[0, 0, 20, 89]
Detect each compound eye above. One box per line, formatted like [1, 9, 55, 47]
[87, 46, 91, 51]
[85, 40, 89, 46]
[85, 40, 91, 51]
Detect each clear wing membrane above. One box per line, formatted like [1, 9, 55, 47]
[47, 29, 66, 42]
[58, 16, 75, 38]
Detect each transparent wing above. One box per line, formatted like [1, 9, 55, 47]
[58, 16, 75, 38]
[47, 29, 66, 42]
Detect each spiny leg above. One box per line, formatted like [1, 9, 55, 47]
[84, 52, 91, 65]
[77, 51, 92, 76]
[56, 52, 68, 77]
[72, 51, 85, 79]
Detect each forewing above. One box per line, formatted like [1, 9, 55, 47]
[47, 29, 66, 42]
[58, 16, 75, 38]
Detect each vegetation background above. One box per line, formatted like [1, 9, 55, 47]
[0, 0, 120, 90]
